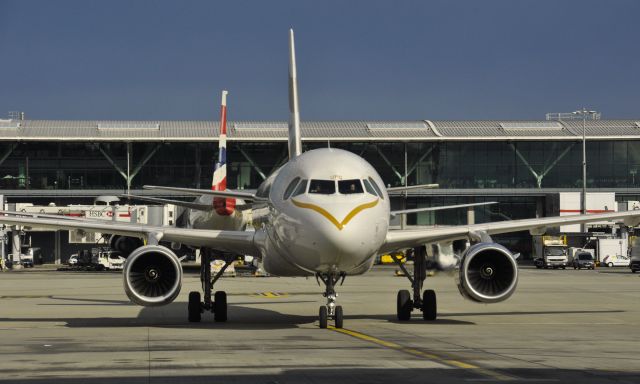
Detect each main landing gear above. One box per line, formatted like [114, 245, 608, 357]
[392, 247, 437, 322]
[316, 272, 346, 329]
[188, 248, 230, 323]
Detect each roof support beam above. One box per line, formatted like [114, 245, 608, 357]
[130, 143, 161, 179]
[510, 142, 575, 189]
[0, 143, 18, 167]
[97, 144, 127, 181]
[375, 145, 404, 183]
[238, 145, 267, 180]
[97, 143, 161, 191]
[406, 144, 436, 179]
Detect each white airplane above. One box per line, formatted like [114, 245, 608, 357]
[2, 29, 640, 329]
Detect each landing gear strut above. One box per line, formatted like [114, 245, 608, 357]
[316, 272, 346, 329]
[393, 246, 437, 321]
[188, 248, 230, 323]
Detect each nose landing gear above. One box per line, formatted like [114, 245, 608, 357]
[316, 272, 346, 329]
[393, 246, 437, 321]
[187, 248, 230, 323]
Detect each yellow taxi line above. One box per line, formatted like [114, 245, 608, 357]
[328, 326, 516, 381]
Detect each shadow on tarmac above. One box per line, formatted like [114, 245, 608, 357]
[0, 297, 625, 329]
[0, 367, 638, 384]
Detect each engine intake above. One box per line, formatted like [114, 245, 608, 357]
[456, 243, 518, 303]
[123, 245, 182, 307]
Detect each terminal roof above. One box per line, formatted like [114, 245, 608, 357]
[1, 119, 639, 142]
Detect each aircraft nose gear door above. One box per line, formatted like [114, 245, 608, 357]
[393, 246, 437, 321]
[187, 248, 230, 323]
[316, 272, 346, 329]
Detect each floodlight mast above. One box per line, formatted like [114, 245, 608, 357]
[572, 108, 598, 234]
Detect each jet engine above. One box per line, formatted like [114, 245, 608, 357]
[123, 245, 182, 307]
[109, 235, 144, 258]
[455, 243, 518, 303]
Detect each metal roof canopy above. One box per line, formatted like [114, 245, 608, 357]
[1, 119, 640, 142]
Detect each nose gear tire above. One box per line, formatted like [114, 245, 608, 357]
[334, 305, 344, 328]
[319, 306, 328, 329]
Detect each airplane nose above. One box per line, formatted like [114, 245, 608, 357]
[294, 199, 384, 271]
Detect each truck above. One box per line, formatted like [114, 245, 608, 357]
[533, 235, 569, 269]
[92, 248, 125, 271]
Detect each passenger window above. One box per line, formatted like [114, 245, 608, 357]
[283, 177, 300, 200]
[292, 179, 308, 197]
[338, 179, 364, 194]
[309, 180, 336, 195]
[368, 177, 384, 200]
[362, 179, 378, 196]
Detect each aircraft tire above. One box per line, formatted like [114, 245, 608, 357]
[422, 289, 437, 321]
[214, 291, 227, 322]
[319, 306, 328, 329]
[334, 305, 344, 329]
[397, 290, 412, 321]
[188, 291, 201, 322]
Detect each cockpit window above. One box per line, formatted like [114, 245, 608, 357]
[309, 180, 336, 194]
[292, 179, 308, 197]
[362, 179, 378, 196]
[338, 179, 364, 194]
[283, 177, 300, 200]
[368, 177, 384, 200]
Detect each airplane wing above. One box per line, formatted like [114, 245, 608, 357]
[143, 185, 257, 201]
[390, 202, 496, 217]
[387, 183, 439, 192]
[121, 194, 228, 212]
[0, 213, 258, 255]
[381, 211, 640, 253]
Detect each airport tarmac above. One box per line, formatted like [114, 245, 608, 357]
[0, 265, 639, 383]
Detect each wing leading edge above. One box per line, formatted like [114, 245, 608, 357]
[382, 210, 640, 254]
[0, 214, 259, 256]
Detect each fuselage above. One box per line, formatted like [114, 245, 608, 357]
[252, 148, 390, 276]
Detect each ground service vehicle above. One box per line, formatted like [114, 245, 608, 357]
[572, 252, 595, 270]
[601, 255, 631, 267]
[534, 235, 569, 269]
[630, 258, 640, 273]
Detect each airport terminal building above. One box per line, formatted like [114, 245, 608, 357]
[2, 117, 640, 259]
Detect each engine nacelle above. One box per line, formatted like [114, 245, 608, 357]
[109, 235, 144, 258]
[455, 243, 518, 303]
[123, 245, 182, 307]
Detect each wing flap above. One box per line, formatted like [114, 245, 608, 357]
[143, 185, 256, 201]
[121, 194, 215, 211]
[387, 183, 439, 192]
[390, 202, 496, 217]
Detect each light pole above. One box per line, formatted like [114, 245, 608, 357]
[572, 108, 597, 233]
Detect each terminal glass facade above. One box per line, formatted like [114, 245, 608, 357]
[2, 140, 640, 190]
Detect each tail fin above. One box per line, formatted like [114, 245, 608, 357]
[212, 90, 235, 215]
[212, 90, 228, 191]
[288, 29, 302, 159]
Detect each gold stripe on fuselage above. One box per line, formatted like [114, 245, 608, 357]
[291, 198, 379, 231]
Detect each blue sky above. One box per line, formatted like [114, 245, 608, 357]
[0, 0, 638, 121]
